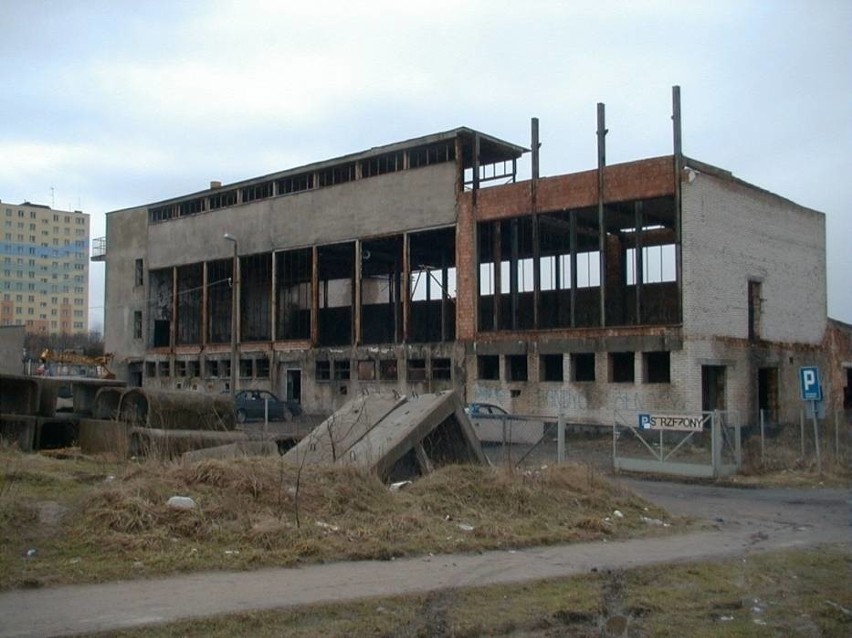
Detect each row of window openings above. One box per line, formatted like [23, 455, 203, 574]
[145, 358, 270, 379]
[149, 142, 456, 223]
[315, 358, 451, 383]
[7, 319, 84, 329]
[2, 307, 84, 317]
[142, 357, 452, 383]
[477, 351, 671, 384]
[478, 245, 676, 294]
[2, 221, 85, 235]
[4, 209, 84, 224]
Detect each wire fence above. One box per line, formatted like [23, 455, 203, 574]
[744, 409, 851, 474]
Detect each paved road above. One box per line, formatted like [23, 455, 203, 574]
[0, 480, 848, 638]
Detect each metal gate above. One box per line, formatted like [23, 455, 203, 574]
[613, 410, 741, 478]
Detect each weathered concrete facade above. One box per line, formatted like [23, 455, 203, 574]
[98, 121, 841, 428]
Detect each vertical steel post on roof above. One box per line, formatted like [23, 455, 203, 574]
[531, 117, 540, 329]
[672, 85, 683, 324]
[510, 219, 519, 330]
[597, 103, 607, 327]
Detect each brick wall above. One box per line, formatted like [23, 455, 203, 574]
[681, 169, 826, 344]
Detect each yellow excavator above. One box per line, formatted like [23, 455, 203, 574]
[39, 349, 116, 379]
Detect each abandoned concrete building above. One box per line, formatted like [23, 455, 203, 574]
[97, 96, 847, 428]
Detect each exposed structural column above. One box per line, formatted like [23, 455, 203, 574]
[672, 85, 684, 324]
[531, 117, 541, 329]
[224, 233, 239, 398]
[597, 102, 608, 327]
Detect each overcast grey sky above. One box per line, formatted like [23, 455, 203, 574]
[1, 0, 850, 329]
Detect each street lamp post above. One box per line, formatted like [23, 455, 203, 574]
[224, 233, 239, 398]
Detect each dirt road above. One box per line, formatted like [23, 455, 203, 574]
[0, 479, 848, 638]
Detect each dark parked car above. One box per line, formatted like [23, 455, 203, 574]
[234, 390, 301, 424]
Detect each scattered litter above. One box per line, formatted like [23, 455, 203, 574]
[613, 510, 624, 518]
[68, 557, 81, 564]
[105, 475, 115, 482]
[167, 496, 196, 510]
[457, 523, 475, 532]
[444, 514, 453, 521]
[224, 550, 241, 556]
[389, 480, 412, 492]
[753, 619, 767, 625]
[719, 615, 734, 622]
[132, 561, 144, 569]
[25, 548, 37, 558]
[640, 516, 666, 526]
[315, 521, 339, 532]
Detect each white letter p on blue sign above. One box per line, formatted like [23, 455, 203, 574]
[799, 366, 822, 401]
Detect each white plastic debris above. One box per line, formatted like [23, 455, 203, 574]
[640, 516, 664, 526]
[315, 520, 339, 532]
[389, 480, 412, 492]
[613, 510, 624, 518]
[166, 496, 196, 510]
[25, 548, 37, 558]
[457, 523, 475, 532]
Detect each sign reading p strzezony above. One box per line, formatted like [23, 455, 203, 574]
[638, 413, 704, 431]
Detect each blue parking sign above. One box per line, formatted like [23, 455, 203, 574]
[799, 367, 822, 401]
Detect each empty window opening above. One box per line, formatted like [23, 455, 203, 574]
[157, 361, 170, 378]
[209, 189, 238, 210]
[626, 244, 676, 285]
[478, 355, 500, 380]
[145, 361, 156, 378]
[748, 280, 762, 341]
[506, 355, 528, 382]
[256, 358, 269, 378]
[239, 358, 253, 378]
[316, 360, 331, 381]
[362, 236, 403, 345]
[408, 141, 455, 168]
[609, 352, 635, 383]
[175, 361, 187, 377]
[176, 263, 203, 345]
[379, 359, 398, 381]
[362, 151, 404, 177]
[207, 359, 220, 378]
[357, 359, 376, 381]
[133, 311, 142, 339]
[220, 359, 231, 379]
[540, 354, 564, 382]
[758, 367, 779, 422]
[276, 248, 312, 341]
[409, 228, 456, 343]
[643, 351, 671, 384]
[407, 358, 426, 381]
[240, 253, 272, 342]
[148, 268, 172, 348]
[432, 358, 452, 380]
[188, 360, 200, 378]
[134, 258, 144, 286]
[178, 197, 205, 217]
[333, 359, 351, 381]
[240, 181, 273, 203]
[276, 172, 314, 195]
[207, 258, 234, 344]
[318, 162, 356, 187]
[571, 353, 596, 382]
[318, 243, 355, 347]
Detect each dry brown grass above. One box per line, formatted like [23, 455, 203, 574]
[0, 449, 672, 590]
